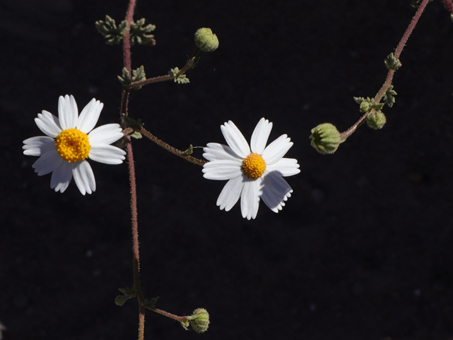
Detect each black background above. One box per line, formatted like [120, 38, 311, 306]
[2, 0, 453, 339]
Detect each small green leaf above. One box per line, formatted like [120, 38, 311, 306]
[168, 67, 190, 84]
[130, 132, 142, 139]
[122, 114, 144, 130]
[370, 102, 384, 111]
[383, 85, 397, 108]
[115, 295, 128, 306]
[142, 296, 159, 308]
[384, 53, 402, 71]
[182, 145, 193, 156]
[95, 15, 127, 45]
[118, 66, 147, 89]
[130, 18, 156, 46]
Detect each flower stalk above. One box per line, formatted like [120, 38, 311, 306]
[340, 0, 431, 140]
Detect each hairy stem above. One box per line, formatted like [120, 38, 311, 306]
[128, 50, 199, 89]
[340, 0, 430, 139]
[139, 127, 207, 166]
[122, 1, 146, 340]
[145, 306, 189, 324]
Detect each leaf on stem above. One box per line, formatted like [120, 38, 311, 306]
[95, 15, 127, 45]
[142, 296, 160, 309]
[118, 66, 147, 89]
[384, 53, 402, 71]
[182, 145, 193, 156]
[130, 18, 156, 46]
[383, 86, 397, 108]
[169, 67, 190, 84]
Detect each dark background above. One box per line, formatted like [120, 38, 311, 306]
[1, 0, 453, 339]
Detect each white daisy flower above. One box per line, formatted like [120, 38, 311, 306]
[202, 118, 300, 220]
[23, 95, 126, 195]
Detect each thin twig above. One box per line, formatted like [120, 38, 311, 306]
[122, 1, 146, 340]
[139, 127, 207, 166]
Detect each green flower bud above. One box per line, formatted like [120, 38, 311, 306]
[310, 123, 344, 155]
[188, 308, 210, 333]
[366, 111, 386, 130]
[359, 101, 370, 113]
[194, 28, 219, 52]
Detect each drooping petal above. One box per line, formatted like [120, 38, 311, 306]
[266, 158, 300, 177]
[261, 182, 285, 213]
[240, 178, 261, 220]
[262, 171, 293, 210]
[77, 98, 104, 133]
[88, 123, 123, 146]
[32, 150, 63, 176]
[250, 118, 272, 154]
[51, 162, 74, 193]
[216, 175, 244, 211]
[23, 136, 56, 156]
[89, 145, 126, 164]
[203, 143, 243, 162]
[261, 134, 293, 165]
[72, 160, 96, 195]
[34, 111, 62, 138]
[220, 121, 250, 158]
[58, 95, 78, 130]
[202, 160, 242, 180]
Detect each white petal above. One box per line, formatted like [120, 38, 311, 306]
[34, 111, 62, 138]
[89, 145, 126, 164]
[72, 161, 96, 195]
[216, 175, 244, 211]
[202, 160, 242, 180]
[23, 136, 56, 156]
[203, 143, 243, 162]
[89, 124, 123, 146]
[220, 121, 250, 158]
[77, 98, 104, 133]
[240, 178, 261, 220]
[261, 171, 293, 212]
[58, 95, 78, 129]
[250, 118, 273, 154]
[51, 162, 74, 193]
[261, 183, 285, 213]
[32, 150, 63, 176]
[261, 134, 293, 165]
[267, 158, 300, 177]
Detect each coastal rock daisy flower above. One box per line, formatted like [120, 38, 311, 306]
[202, 118, 300, 220]
[22, 95, 126, 195]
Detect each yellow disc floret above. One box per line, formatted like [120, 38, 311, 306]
[241, 153, 266, 179]
[55, 128, 91, 163]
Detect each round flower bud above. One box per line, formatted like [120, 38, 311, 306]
[366, 111, 386, 130]
[194, 28, 219, 52]
[310, 123, 344, 155]
[188, 308, 210, 333]
[360, 101, 370, 113]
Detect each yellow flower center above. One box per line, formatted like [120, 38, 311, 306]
[241, 153, 266, 179]
[55, 128, 91, 163]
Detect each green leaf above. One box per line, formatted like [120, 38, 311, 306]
[142, 296, 159, 308]
[168, 67, 190, 84]
[122, 114, 144, 130]
[118, 66, 147, 89]
[130, 18, 156, 46]
[95, 15, 127, 45]
[384, 53, 402, 71]
[383, 85, 397, 108]
[182, 145, 193, 156]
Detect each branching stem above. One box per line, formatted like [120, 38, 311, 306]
[340, 0, 431, 140]
[138, 127, 207, 166]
